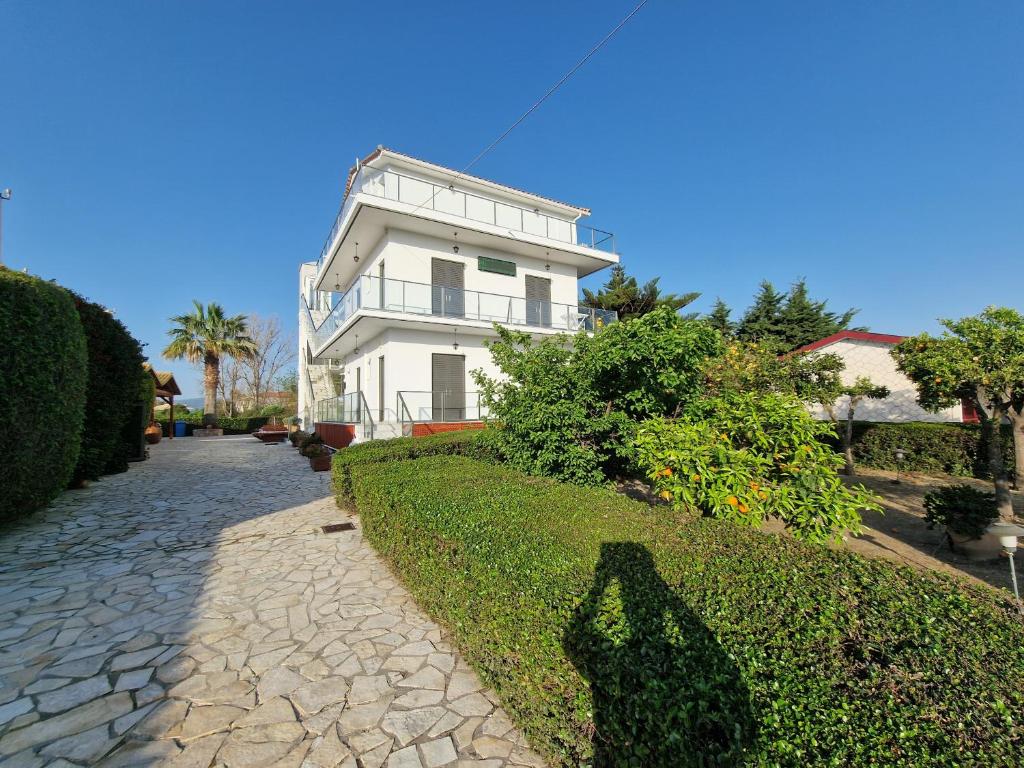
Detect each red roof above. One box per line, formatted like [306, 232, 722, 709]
[794, 330, 907, 354]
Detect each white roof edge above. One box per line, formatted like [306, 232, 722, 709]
[366, 148, 591, 219]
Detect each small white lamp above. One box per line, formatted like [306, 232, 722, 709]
[986, 522, 1024, 602]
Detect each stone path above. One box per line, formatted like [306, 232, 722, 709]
[0, 436, 545, 768]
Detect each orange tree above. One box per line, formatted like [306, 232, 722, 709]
[893, 307, 1024, 522]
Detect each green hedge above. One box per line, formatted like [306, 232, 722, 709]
[154, 411, 270, 436]
[845, 421, 1013, 478]
[70, 296, 145, 485]
[331, 429, 493, 503]
[351, 455, 1024, 766]
[0, 269, 88, 521]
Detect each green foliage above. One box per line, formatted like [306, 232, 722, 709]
[476, 307, 721, 484]
[70, 296, 145, 485]
[0, 269, 87, 521]
[289, 429, 308, 447]
[703, 340, 844, 404]
[331, 429, 493, 503]
[924, 484, 998, 540]
[352, 455, 1024, 766]
[704, 297, 734, 336]
[633, 393, 878, 543]
[736, 279, 859, 351]
[298, 430, 324, 457]
[108, 364, 154, 472]
[848, 421, 1013, 478]
[580, 264, 700, 321]
[153, 410, 269, 435]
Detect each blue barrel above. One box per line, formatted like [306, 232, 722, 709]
[174, 420, 187, 437]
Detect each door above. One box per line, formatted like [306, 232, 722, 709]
[378, 356, 385, 422]
[525, 275, 552, 327]
[432, 353, 465, 422]
[431, 258, 465, 318]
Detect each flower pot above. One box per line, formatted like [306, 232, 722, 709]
[144, 424, 162, 445]
[947, 529, 1003, 561]
[309, 454, 332, 472]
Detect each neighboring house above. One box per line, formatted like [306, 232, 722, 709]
[298, 147, 619, 443]
[798, 331, 975, 423]
[232, 390, 296, 414]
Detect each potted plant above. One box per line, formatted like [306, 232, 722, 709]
[305, 442, 332, 471]
[144, 421, 163, 445]
[299, 431, 323, 456]
[289, 429, 308, 449]
[923, 484, 1000, 560]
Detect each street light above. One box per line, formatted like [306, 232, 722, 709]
[986, 522, 1024, 605]
[0, 188, 11, 266]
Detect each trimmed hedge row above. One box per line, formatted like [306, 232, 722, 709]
[331, 429, 493, 503]
[71, 295, 145, 484]
[350, 453, 1024, 766]
[843, 421, 1013, 478]
[0, 269, 88, 521]
[154, 411, 270, 436]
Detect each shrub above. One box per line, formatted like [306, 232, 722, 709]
[70, 296, 145, 485]
[108, 365, 154, 470]
[352, 455, 1024, 766]
[924, 484, 998, 540]
[634, 393, 879, 543]
[849, 421, 1013, 478]
[154, 410, 270, 436]
[289, 429, 308, 447]
[299, 430, 324, 458]
[0, 269, 88, 521]
[475, 308, 721, 484]
[331, 429, 493, 502]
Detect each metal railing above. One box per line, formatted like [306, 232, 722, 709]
[312, 274, 617, 351]
[397, 391, 487, 427]
[315, 391, 375, 439]
[317, 165, 615, 271]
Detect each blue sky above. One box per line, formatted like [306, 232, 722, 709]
[3, 1, 1022, 397]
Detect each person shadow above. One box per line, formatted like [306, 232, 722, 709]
[564, 542, 755, 767]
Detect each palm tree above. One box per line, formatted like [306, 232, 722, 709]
[163, 301, 256, 427]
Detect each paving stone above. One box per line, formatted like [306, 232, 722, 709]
[115, 666, 154, 691]
[472, 735, 514, 759]
[36, 674, 112, 713]
[419, 736, 457, 767]
[349, 675, 394, 705]
[0, 692, 134, 756]
[0, 697, 32, 726]
[258, 666, 306, 700]
[449, 693, 493, 717]
[397, 666, 446, 691]
[291, 677, 349, 716]
[381, 707, 447, 746]
[303, 726, 352, 767]
[236, 696, 297, 727]
[445, 672, 482, 701]
[387, 744, 423, 768]
[392, 689, 444, 708]
[179, 703, 246, 740]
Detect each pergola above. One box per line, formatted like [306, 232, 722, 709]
[147, 364, 182, 440]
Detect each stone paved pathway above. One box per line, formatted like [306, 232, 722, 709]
[0, 436, 545, 768]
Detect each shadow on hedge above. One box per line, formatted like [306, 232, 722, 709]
[564, 542, 754, 766]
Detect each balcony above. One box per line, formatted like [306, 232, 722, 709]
[312, 275, 617, 354]
[314, 165, 617, 290]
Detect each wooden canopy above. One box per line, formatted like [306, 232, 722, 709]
[146, 364, 182, 439]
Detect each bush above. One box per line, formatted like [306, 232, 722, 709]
[70, 296, 145, 484]
[352, 455, 1024, 766]
[108, 365, 154, 470]
[332, 429, 493, 502]
[848, 421, 1013, 478]
[634, 393, 879, 543]
[0, 269, 88, 521]
[299, 431, 324, 457]
[154, 411, 270, 436]
[289, 429, 308, 447]
[924, 484, 998, 540]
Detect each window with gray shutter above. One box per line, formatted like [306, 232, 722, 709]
[525, 275, 552, 327]
[431, 353, 465, 421]
[431, 258, 465, 317]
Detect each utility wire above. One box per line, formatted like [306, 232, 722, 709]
[407, 0, 650, 215]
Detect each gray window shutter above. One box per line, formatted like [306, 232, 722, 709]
[431, 353, 466, 421]
[525, 275, 552, 327]
[431, 259, 465, 317]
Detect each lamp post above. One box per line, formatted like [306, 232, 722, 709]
[987, 522, 1024, 605]
[0, 188, 11, 265]
[892, 447, 908, 484]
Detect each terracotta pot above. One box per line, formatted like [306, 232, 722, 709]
[947, 529, 1003, 561]
[309, 454, 332, 472]
[144, 424, 162, 445]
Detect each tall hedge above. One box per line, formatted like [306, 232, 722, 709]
[70, 296, 145, 485]
[0, 269, 88, 521]
[108, 365, 155, 471]
[350, 454, 1024, 766]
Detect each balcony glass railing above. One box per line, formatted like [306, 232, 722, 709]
[397, 390, 488, 425]
[312, 275, 617, 352]
[317, 166, 615, 271]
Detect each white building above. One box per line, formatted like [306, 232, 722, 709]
[298, 148, 619, 443]
[798, 331, 974, 423]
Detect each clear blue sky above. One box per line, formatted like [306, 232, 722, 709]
[3, 1, 1021, 397]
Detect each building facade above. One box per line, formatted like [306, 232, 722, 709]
[799, 331, 973, 423]
[298, 148, 618, 443]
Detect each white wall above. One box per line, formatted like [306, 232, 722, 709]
[806, 339, 963, 423]
[337, 327, 501, 423]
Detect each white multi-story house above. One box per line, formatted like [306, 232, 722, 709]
[298, 147, 619, 444]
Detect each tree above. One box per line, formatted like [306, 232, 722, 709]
[777, 279, 860, 350]
[735, 281, 786, 346]
[705, 298, 734, 336]
[218, 355, 243, 416]
[236, 314, 295, 411]
[818, 376, 890, 475]
[163, 301, 256, 427]
[703, 341, 844, 405]
[581, 265, 700, 321]
[892, 307, 1024, 522]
